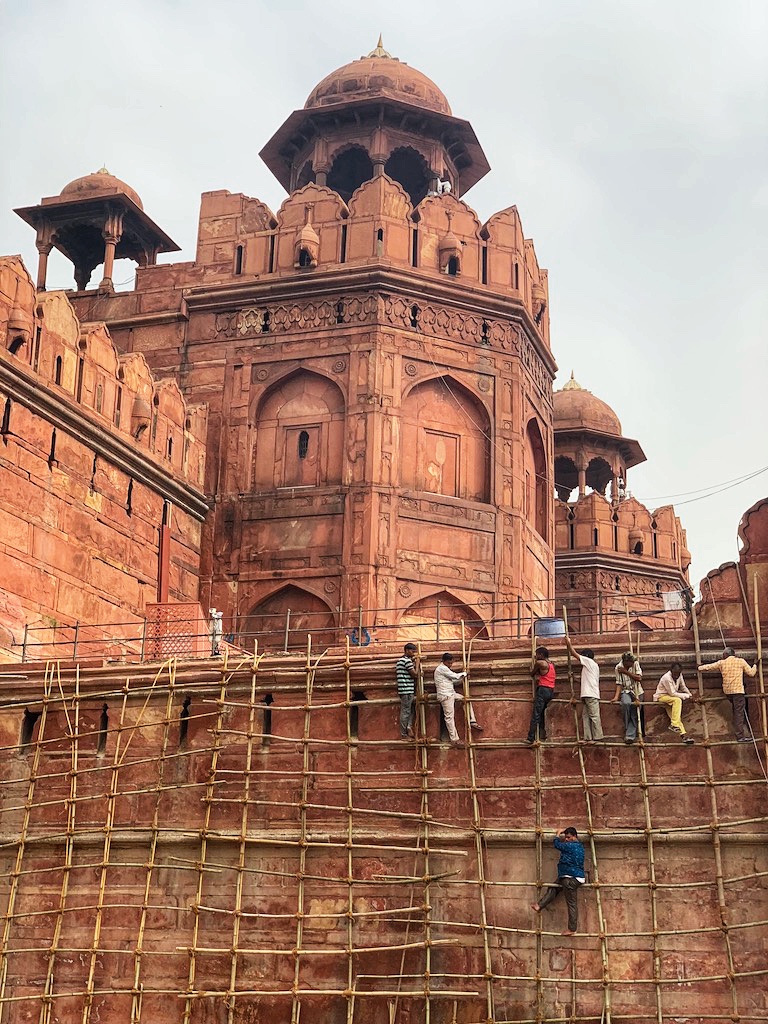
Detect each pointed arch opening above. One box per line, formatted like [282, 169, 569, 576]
[398, 591, 489, 642]
[252, 371, 345, 490]
[384, 147, 431, 206]
[401, 376, 490, 503]
[327, 146, 374, 203]
[585, 457, 612, 495]
[242, 585, 337, 652]
[554, 455, 578, 502]
[525, 418, 548, 539]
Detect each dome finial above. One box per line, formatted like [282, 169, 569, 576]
[562, 370, 583, 391]
[367, 34, 392, 58]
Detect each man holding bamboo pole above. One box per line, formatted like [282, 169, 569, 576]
[612, 651, 643, 743]
[564, 633, 603, 742]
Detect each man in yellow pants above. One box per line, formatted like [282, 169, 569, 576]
[653, 662, 694, 744]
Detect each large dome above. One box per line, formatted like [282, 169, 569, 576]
[553, 373, 622, 436]
[305, 39, 451, 116]
[59, 168, 143, 210]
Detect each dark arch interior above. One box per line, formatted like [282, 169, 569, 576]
[327, 148, 374, 202]
[296, 161, 316, 189]
[384, 148, 431, 206]
[586, 457, 613, 495]
[554, 455, 578, 502]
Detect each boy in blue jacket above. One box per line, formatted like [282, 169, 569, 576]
[531, 827, 586, 935]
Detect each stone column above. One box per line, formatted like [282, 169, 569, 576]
[99, 210, 123, 293]
[35, 240, 53, 291]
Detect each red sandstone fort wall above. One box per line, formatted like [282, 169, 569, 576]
[0, 257, 209, 660]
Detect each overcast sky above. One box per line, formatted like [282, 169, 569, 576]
[1, 0, 766, 592]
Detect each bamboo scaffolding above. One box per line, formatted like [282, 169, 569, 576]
[0, 624, 764, 1024]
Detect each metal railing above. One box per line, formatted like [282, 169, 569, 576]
[13, 590, 691, 664]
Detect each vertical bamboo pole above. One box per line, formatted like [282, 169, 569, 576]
[461, 626, 495, 1023]
[436, 601, 441, 644]
[414, 641, 434, 1024]
[636, 730, 663, 1024]
[344, 635, 356, 1024]
[226, 651, 263, 1023]
[753, 578, 766, 748]
[38, 663, 79, 1024]
[290, 634, 317, 1024]
[284, 609, 291, 653]
[81, 667, 132, 1024]
[131, 663, 178, 1023]
[0, 666, 52, 1023]
[182, 663, 229, 1024]
[624, 598, 633, 655]
[21, 623, 29, 663]
[691, 603, 740, 1022]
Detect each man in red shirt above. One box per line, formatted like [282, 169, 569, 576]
[527, 645, 556, 745]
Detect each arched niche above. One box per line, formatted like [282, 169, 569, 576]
[586, 456, 612, 495]
[384, 146, 432, 207]
[554, 455, 578, 502]
[525, 418, 548, 539]
[401, 376, 490, 502]
[296, 161, 316, 189]
[398, 591, 489, 642]
[327, 146, 374, 203]
[242, 585, 336, 652]
[252, 371, 345, 489]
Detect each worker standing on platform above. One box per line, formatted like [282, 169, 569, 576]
[697, 647, 757, 743]
[433, 652, 483, 748]
[531, 826, 586, 935]
[526, 646, 556, 745]
[612, 652, 643, 744]
[565, 634, 603, 742]
[396, 643, 419, 740]
[653, 662, 694, 743]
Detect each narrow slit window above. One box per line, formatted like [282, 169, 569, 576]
[481, 245, 488, 284]
[268, 233, 276, 273]
[126, 478, 133, 517]
[48, 429, 57, 469]
[262, 693, 274, 746]
[97, 704, 109, 753]
[54, 356, 62, 386]
[513, 262, 520, 290]
[114, 385, 122, 427]
[411, 228, 419, 268]
[33, 326, 42, 372]
[410, 304, 420, 329]
[179, 697, 191, 747]
[593, 527, 599, 546]
[1, 398, 10, 440]
[166, 436, 173, 461]
[89, 455, 97, 492]
[349, 690, 367, 742]
[76, 357, 84, 402]
[234, 244, 244, 275]
[447, 255, 459, 276]
[20, 709, 41, 748]
[340, 224, 347, 263]
[298, 430, 310, 460]
[376, 227, 384, 256]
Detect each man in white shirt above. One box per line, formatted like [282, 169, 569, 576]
[433, 653, 483, 748]
[565, 635, 603, 741]
[653, 662, 694, 744]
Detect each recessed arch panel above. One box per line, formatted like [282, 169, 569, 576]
[253, 370, 345, 489]
[401, 376, 490, 502]
[398, 591, 489, 642]
[242, 585, 336, 652]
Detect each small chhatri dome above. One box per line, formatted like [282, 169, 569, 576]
[554, 372, 622, 436]
[59, 168, 144, 210]
[305, 38, 452, 115]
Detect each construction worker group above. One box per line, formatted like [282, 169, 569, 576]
[396, 639, 758, 748]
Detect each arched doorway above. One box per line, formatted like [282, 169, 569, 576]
[241, 586, 337, 652]
[554, 455, 578, 502]
[585, 457, 612, 495]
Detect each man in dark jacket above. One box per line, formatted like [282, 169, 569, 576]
[531, 827, 586, 935]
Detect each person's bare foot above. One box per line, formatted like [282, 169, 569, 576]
[531, 902, 541, 912]
[450, 740, 465, 749]
[560, 929, 576, 936]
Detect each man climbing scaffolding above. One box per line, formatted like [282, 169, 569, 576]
[532, 826, 586, 936]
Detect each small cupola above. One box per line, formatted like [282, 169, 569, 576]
[438, 212, 462, 276]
